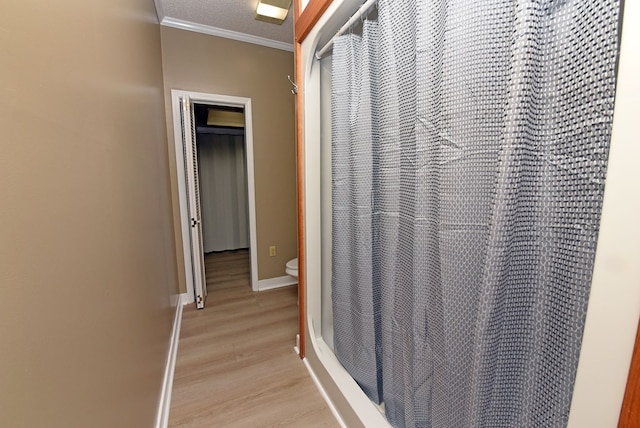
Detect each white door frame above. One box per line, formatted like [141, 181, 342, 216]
[171, 89, 259, 302]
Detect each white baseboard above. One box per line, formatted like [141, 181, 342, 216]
[179, 293, 189, 305]
[155, 296, 184, 428]
[302, 357, 347, 428]
[181, 290, 194, 304]
[257, 275, 298, 291]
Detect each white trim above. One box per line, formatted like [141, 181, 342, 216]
[244, 99, 260, 292]
[154, 296, 184, 428]
[309, 330, 392, 427]
[302, 356, 348, 428]
[171, 90, 260, 299]
[161, 17, 294, 52]
[257, 275, 297, 291]
[179, 293, 189, 305]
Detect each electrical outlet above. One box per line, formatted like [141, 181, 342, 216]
[269, 245, 277, 257]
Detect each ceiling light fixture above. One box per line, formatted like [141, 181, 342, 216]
[255, 0, 292, 25]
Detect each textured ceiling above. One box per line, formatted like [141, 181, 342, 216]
[158, 0, 294, 44]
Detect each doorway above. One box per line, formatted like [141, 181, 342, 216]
[171, 90, 259, 307]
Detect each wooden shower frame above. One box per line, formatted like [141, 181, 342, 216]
[293, 0, 333, 359]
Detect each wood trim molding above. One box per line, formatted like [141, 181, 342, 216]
[295, 0, 333, 43]
[294, 1, 307, 359]
[293, 0, 302, 20]
[293, 0, 332, 360]
[619, 319, 640, 427]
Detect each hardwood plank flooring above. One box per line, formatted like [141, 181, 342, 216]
[169, 250, 338, 427]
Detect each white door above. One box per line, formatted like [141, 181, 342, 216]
[180, 96, 207, 309]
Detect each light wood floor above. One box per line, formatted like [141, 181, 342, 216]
[169, 250, 338, 427]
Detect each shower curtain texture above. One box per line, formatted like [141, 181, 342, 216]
[330, 1, 620, 427]
[197, 133, 249, 253]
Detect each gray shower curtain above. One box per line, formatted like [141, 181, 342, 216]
[331, 1, 621, 427]
[197, 133, 249, 253]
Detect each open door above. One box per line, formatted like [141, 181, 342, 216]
[180, 96, 207, 309]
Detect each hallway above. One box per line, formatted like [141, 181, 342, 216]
[169, 250, 337, 427]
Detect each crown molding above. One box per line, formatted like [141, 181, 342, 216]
[161, 17, 294, 52]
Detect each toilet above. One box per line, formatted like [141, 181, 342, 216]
[285, 258, 298, 280]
